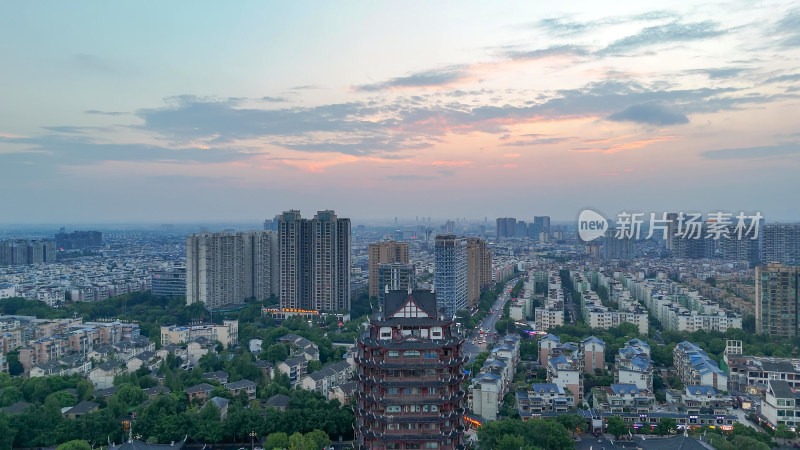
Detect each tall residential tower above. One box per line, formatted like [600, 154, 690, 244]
[186, 231, 278, 310]
[279, 210, 351, 312]
[434, 234, 467, 317]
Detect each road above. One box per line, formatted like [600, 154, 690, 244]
[464, 277, 519, 359]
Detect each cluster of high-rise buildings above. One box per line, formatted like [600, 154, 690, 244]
[187, 210, 351, 311]
[496, 216, 551, 240]
[54, 230, 103, 250]
[0, 239, 56, 265]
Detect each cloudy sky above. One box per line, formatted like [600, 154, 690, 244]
[1, 1, 799, 224]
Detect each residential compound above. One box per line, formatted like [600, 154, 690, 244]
[0, 239, 56, 265]
[353, 289, 467, 450]
[279, 210, 351, 312]
[755, 262, 800, 336]
[673, 341, 728, 392]
[469, 335, 520, 421]
[626, 276, 742, 333]
[0, 316, 153, 376]
[538, 334, 606, 407]
[573, 271, 648, 335]
[533, 271, 565, 332]
[186, 231, 279, 310]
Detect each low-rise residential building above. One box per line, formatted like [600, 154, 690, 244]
[762, 379, 800, 429]
[186, 383, 214, 404]
[591, 384, 655, 414]
[615, 339, 653, 391]
[516, 383, 574, 418]
[666, 385, 732, 415]
[299, 361, 352, 397]
[225, 379, 256, 400]
[674, 341, 728, 392]
[160, 320, 239, 347]
[278, 355, 308, 385]
[88, 361, 124, 389]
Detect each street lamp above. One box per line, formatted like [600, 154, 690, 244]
[249, 430, 257, 450]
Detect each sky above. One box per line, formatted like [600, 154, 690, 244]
[1, 1, 799, 224]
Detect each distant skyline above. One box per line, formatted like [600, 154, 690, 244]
[2, 1, 800, 223]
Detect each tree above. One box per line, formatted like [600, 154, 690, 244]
[265, 431, 289, 449]
[731, 435, 771, 450]
[654, 417, 676, 436]
[57, 440, 91, 450]
[497, 434, 526, 450]
[307, 360, 322, 374]
[775, 423, 796, 440]
[606, 416, 628, 439]
[555, 414, 585, 437]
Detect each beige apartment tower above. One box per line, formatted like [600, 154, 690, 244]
[466, 238, 492, 308]
[186, 231, 278, 310]
[368, 241, 409, 299]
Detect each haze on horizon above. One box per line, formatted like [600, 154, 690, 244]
[1, 1, 800, 224]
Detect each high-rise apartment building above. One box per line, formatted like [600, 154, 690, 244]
[377, 263, 416, 304]
[514, 221, 528, 238]
[368, 241, 409, 298]
[755, 262, 800, 336]
[0, 239, 56, 265]
[466, 238, 492, 308]
[151, 267, 187, 298]
[434, 234, 467, 317]
[279, 210, 351, 312]
[762, 224, 800, 266]
[495, 218, 516, 238]
[186, 231, 278, 310]
[719, 224, 762, 265]
[534, 216, 551, 235]
[55, 231, 102, 250]
[602, 230, 634, 260]
[662, 213, 678, 251]
[354, 289, 467, 450]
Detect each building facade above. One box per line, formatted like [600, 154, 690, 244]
[466, 238, 492, 309]
[369, 241, 410, 299]
[434, 234, 467, 318]
[354, 289, 467, 450]
[377, 263, 416, 305]
[151, 267, 187, 298]
[763, 224, 800, 266]
[756, 262, 800, 336]
[186, 231, 278, 309]
[279, 210, 351, 312]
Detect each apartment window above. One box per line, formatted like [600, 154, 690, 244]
[388, 351, 400, 358]
[424, 443, 439, 449]
[387, 423, 400, 430]
[387, 388, 399, 395]
[428, 387, 438, 395]
[387, 406, 401, 412]
[405, 444, 421, 449]
[405, 350, 421, 358]
[387, 445, 400, 450]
